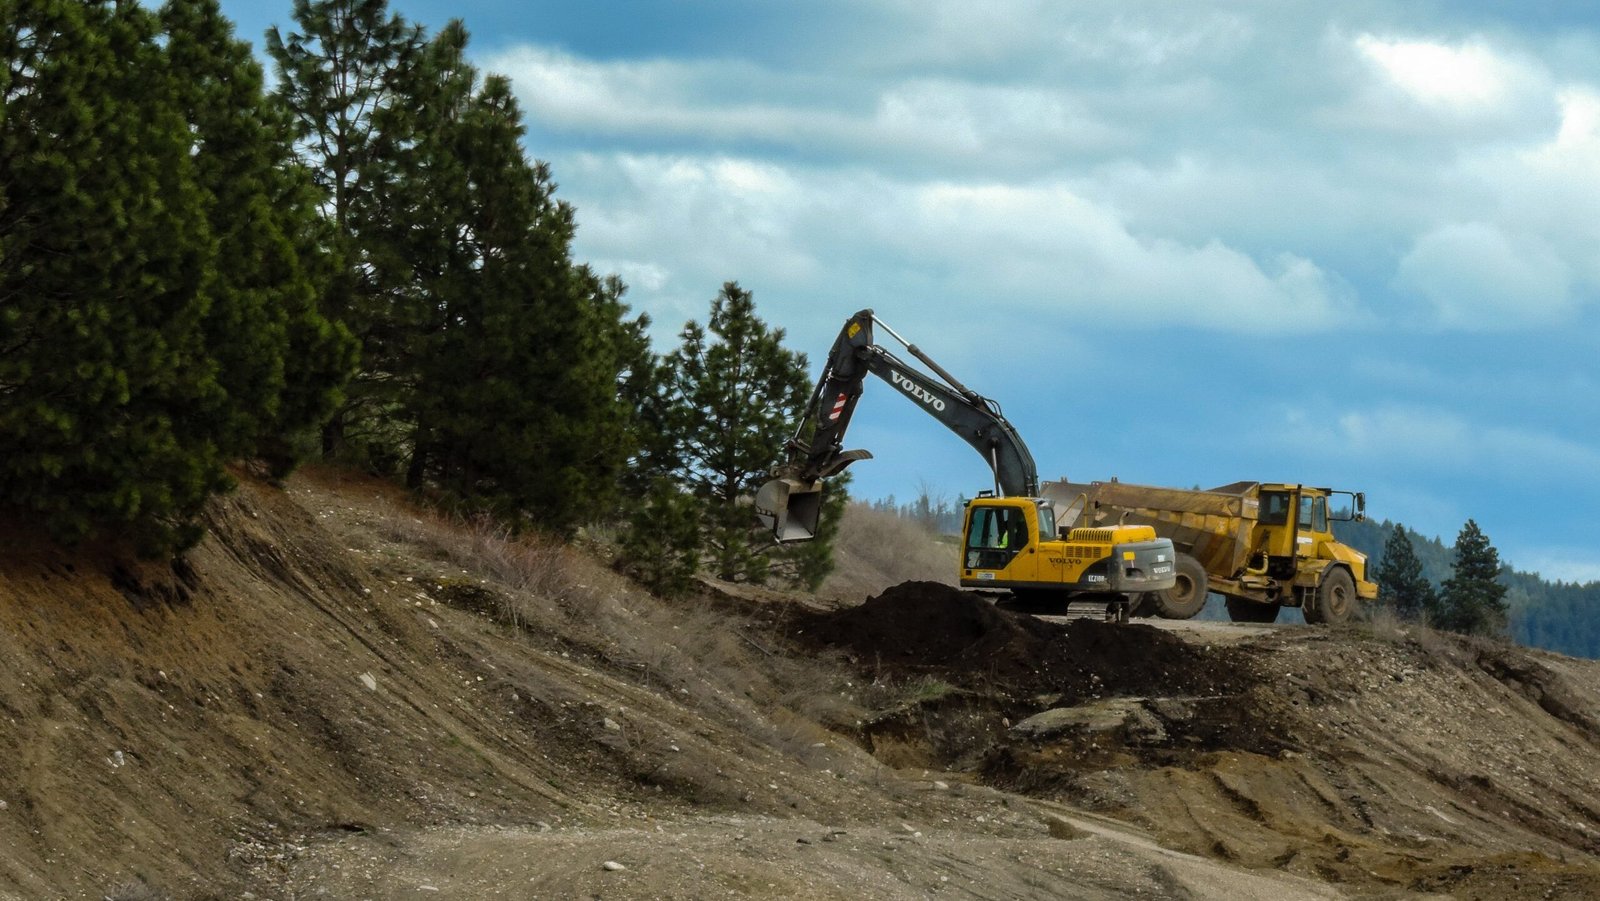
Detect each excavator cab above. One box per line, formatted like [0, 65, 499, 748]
[964, 503, 1029, 570]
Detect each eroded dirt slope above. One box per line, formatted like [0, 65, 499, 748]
[792, 581, 1600, 898]
[1, 473, 1597, 899]
[0, 473, 1333, 899]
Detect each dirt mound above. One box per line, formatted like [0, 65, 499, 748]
[803, 581, 1055, 681]
[799, 580, 1252, 703]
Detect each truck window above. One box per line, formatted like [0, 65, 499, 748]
[1298, 496, 1313, 529]
[1260, 491, 1291, 525]
[1312, 496, 1327, 532]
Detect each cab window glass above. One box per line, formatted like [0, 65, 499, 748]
[965, 506, 1027, 569]
[1312, 496, 1327, 532]
[968, 507, 1025, 548]
[1037, 505, 1056, 542]
[1260, 491, 1291, 525]
[1298, 496, 1313, 529]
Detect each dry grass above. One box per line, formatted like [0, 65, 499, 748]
[347, 495, 906, 774]
[1363, 604, 1410, 644]
[820, 503, 957, 603]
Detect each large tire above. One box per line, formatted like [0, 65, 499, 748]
[1305, 567, 1356, 625]
[1226, 597, 1281, 623]
[1155, 554, 1208, 619]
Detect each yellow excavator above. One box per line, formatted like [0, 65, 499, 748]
[755, 309, 1176, 620]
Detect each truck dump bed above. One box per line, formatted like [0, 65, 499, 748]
[1043, 480, 1264, 581]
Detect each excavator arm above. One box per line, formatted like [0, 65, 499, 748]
[756, 309, 1038, 542]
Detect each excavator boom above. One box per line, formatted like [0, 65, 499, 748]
[756, 309, 1037, 542]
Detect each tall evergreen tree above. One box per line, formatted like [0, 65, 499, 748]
[619, 478, 703, 598]
[0, 0, 347, 552]
[671, 283, 810, 582]
[0, 0, 218, 551]
[1375, 524, 1437, 621]
[272, 5, 646, 529]
[160, 0, 355, 474]
[1437, 519, 1509, 636]
[267, 0, 426, 462]
[383, 26, 640, 532]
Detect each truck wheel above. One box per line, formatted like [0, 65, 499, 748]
[1305, 567, 1355, 625]
[1155, 554, 1208, 620]
[1225, 597, 1281, 623]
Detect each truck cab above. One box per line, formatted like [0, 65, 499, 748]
[1228, 483, 1377, 622]
[1251, 485, 1374, 590]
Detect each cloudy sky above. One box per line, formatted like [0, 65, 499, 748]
[224, 1, 1600, 581]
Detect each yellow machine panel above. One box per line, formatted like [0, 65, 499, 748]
[960, 498, 1173, 598]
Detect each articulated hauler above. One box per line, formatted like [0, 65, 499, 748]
[1043, 479, 1378, 624]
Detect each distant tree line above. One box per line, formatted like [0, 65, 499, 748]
[1338, 517, 1600, 659]
[0, 0, 837, 590]
[865, 484, 964, 536]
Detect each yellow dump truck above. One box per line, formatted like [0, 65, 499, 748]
[1041, 479, 1378, 624]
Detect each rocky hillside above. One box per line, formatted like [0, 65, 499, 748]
[1, 470, 1598, 899]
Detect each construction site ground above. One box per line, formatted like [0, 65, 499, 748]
[1, 470, 1598, 899]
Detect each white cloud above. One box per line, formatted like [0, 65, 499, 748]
[1393, 222, 1574, 329]
[1356, 35, 1515, 107]
[555, 152, 1357, 339]
[485, 46, 852, 143]
[1513, 550, 1600, 585]
[1491, 87, 1600, 287]
[487, 44, 1132, 170]
[1329, 31, 1557, 140]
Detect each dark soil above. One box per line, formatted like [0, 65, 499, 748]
[794, 580, 1257, 703]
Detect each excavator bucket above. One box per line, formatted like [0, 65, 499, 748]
[755, 477, 825, 543]
[755, 449, 872, 542]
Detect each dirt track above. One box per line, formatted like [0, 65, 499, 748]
[1, 474, 1598, 898]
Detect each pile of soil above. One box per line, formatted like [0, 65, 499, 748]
[797, 581, 1255, 703]
[800, 581, 1056, 682]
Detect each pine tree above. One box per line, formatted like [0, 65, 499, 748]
[671, 283, 810, 582]
[1374, 524, 1436, 621]
[267, 0, 427, 462]
[619, 479, 702, 598]
[0, 0, 218, 551]
[159, 0, 355, 475]
[614, 312, 679, 502]
[0, 0, 348, 552]
[387, 28, 640, 532]
[1437, 519, 1509, 635]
